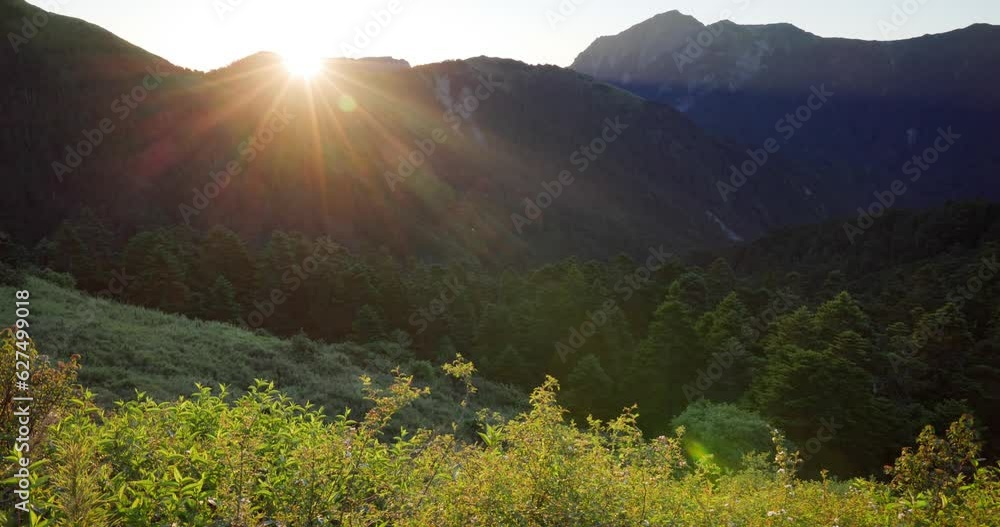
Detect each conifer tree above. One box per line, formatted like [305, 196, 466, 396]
[205, 275, 240, 323]
[564, 354, 614, 420]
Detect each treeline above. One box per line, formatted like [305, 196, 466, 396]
[7, 203, 1000, 477]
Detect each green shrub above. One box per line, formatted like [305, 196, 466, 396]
[1, 329, 82, 521]
[671, 399, 774, 470]
[13, 370, 999, 527]
[407, 359, 436, 382]
[888, 414, 982, 499]
[289, 330, 320, 359]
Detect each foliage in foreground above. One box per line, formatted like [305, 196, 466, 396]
[3, 334, 999, 526]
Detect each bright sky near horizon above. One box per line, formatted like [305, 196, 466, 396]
[27, 0, 1000, 72]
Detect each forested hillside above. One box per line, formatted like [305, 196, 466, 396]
[4, 202, 999, 479]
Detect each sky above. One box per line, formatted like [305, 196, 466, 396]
[27, 0, 1000, 72]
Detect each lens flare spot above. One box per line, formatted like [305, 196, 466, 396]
[685, 440, 713, 464]
[338, 94, 358, 112]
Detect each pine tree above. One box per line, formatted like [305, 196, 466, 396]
[197, 225, 256, 307]
[47, 209, 114, 291]
[564, 354, 614, 420]
[695, 292, 754, 400]
[631, 298, 703, 433]
[127, 244, 191, 313]
[815, 291, 871, 343]
[668, 272, 708, 312]
[827, 330, 872, 369]
[910, 303, 975, 397]
[489, 344, 528, 386]
[764, 306, 818, 351]
[697, 292, 750, 351]
[705, 257, 737, 305]
[353, 304, 387, 342]
[597, 307, 636, 384]
[750, 343, 888, 475]
[204, 275, 240, 323]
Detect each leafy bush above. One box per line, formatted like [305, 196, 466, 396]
[407, 359, 436, 382]
[671, 399, 774, 470]
[8, 365, 999, 526]
[888, 414, 982, 498]
[0, 329, 82, 521]
[289, 330, 320, 360]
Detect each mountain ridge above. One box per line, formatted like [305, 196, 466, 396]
[572, 11, 1000, 217]
[1, 1, 832, 264]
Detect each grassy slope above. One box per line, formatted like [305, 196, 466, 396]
[1, 276, 523, 431]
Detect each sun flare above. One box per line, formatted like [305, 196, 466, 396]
[282, 51, 323, 79]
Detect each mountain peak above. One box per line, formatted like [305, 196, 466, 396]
[652, 9, 701, 22]
[573, 9, 707, 72]
[633, 9, 705, 33]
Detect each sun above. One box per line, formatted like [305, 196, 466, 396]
[282, 50, 323, 79]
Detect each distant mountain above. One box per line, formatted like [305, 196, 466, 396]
[572, 11, 1000, 216]
[0, 0, 827, 264]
